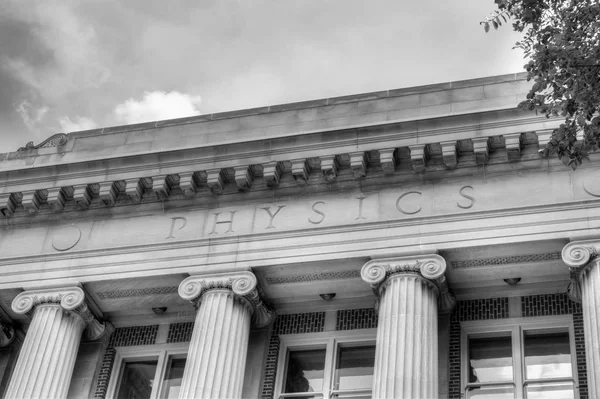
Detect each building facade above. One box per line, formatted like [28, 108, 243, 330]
[0, 73, 598, 398]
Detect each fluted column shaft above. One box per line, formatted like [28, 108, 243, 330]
[4, 304, 85, 398]
[374, 274, 438, 398]
[361, 255, 453, 399]
[580, 260, 600, 396]
[177, 271, 273, 399]
[179, 289, 251, 398]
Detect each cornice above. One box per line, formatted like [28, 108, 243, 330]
[11, 286, 108, 340]
[178, 272, 275, 327]
[361, 254, 456, 313]
[0, 130, 559, 220]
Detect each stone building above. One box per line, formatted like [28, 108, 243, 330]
[0, 72, 597, 399]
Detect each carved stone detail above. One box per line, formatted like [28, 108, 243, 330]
[378, 148, 396, 175]
[207, 169, 224, 194]
[409, 144, 426, 173]
[472, 137, 490, 165]
[73, 184, 92, 209]
[0, 192, 21, 217]
[562, 240, 600, 396]
[320, 155, 338, 182]
[562, 240, 599, 303]
[98, 182, 117, 206]
[234, 166, 253, 192]
[263, 161, 283, 187]
[536, 129, 554, 156]
[47, 187, 70, 212]
[17, 133, 68, 152]
[361, 254, 455, 313]
[504, 133, 522, 161]
[441, 141, 458, 169]
[179, 172, 198, 198]
[11, 286, 107, 339]
[125, 178, 143, 202]
[21, 189, 47, 214]
[152, 175, 173, 200]
[0, 321, 15, 347]
[349, 152, 366, 179]
[179, 271, 274, 327]
[291, 159, 309, 185]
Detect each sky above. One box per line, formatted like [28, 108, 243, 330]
[0, 0, 525, 153]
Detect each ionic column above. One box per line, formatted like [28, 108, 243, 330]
[361, 254, 455, 399]
[178, 271, 274, 399]
[563, 241, 600, 397]
[5, 286, 107, 399]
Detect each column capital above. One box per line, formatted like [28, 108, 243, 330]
[361, 254, 455, 312]
[11, 286, 108, 340]
[562, 240, 600, 302]
[179, 271, 275, 327]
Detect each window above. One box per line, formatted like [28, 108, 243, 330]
[461, 316, 579, 399]
[275, 330, 377, 399]
[106, 343, 189, 399]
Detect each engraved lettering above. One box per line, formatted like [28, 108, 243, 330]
[209, 211, 237, 234]
[457, 185, 475, 209]
[396, 191, 422, 215]
[308, 201, 326, 224]
[166, 216, 187, 239]
[355, 196, 367, 220]
[261, 205, 286, 229]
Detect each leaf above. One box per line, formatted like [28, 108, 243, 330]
[484, 22, 490, 32]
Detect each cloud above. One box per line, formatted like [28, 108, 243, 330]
[0, 1, 110, 100]
[15, 100, 48, 133]
[59, 116, 98, 133]
[114, 91, 202, 124]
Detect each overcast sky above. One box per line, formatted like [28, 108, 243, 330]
[0, 0, 524, 153]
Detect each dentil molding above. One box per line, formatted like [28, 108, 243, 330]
[179, 271, 275, 327]
[11, 286, 108, 340]
[361, 254, 456, 313]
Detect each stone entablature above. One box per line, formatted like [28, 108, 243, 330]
[0, 127, 558, 219]
[0, 73, 557, 219]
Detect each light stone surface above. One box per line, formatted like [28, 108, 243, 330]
[562, 240, 600, 397]
[178, 289, 251, 399]
[362, 255, 447, 398]
[4, 304, 85, 398]
[372, 274, 439, 398]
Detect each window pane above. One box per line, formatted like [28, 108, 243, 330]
[524, 331, 572, 379]
[116, 360, 158, 399]
[468, 336, 513, 382]
[526, 381, 575, 399]
[284, 349, 326, 394]
[467, 385, 514, 399]
[160, 358, 187, 399]
[334, 345, 376, 391]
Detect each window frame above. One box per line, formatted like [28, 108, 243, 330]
[460, 315, 579, 399]
[275, 329, 377, 399]
[105, 342, 189, 399]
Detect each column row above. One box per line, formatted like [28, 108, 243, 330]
[3, 242, 600, 399]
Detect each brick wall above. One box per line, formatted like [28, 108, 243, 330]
[167, 322, 194, 343]
[336, 308, 378, 330]
[448, 294, 587, 399]
[93, 325, 159, 399]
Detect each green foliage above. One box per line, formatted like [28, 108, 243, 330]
[483, 0, 600, 169]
